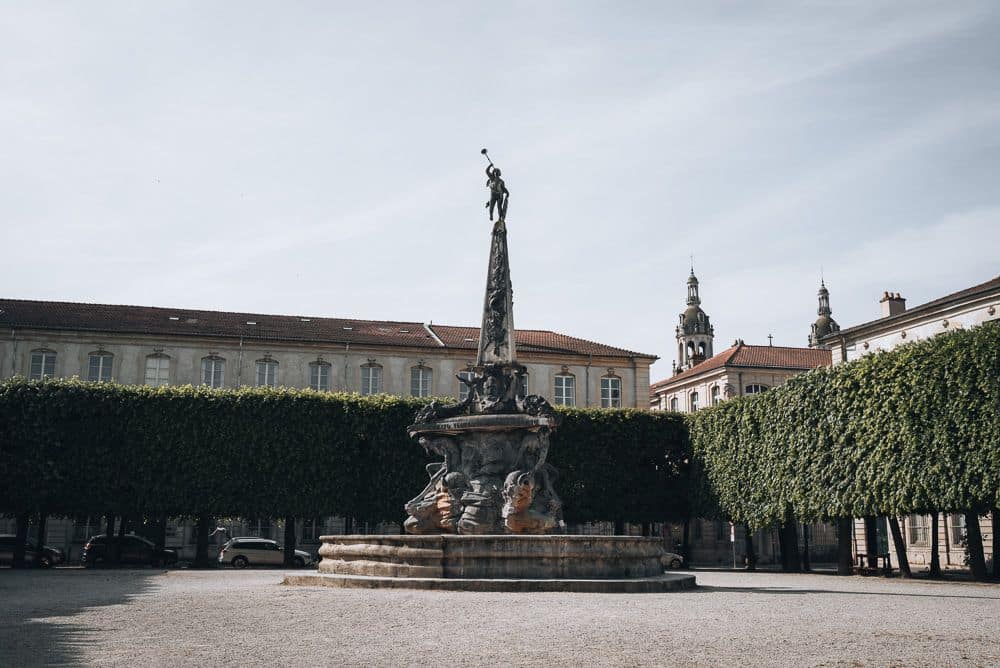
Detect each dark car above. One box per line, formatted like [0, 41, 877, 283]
[0, 534, 65, 567]
[81, 534, 178, 568]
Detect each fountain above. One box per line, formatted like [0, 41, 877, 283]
[285, 153, 695, 592]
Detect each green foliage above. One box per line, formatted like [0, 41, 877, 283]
[0, 381, 691, 525]
[689, 322, 1000, 527]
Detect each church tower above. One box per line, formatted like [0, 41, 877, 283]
[808, 279, 840, 348]
[675, 268, 714, 372]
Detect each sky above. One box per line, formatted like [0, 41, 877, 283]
[2, 2, 999, 381]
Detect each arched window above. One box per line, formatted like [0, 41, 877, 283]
[745, 384, 768, 395]
[361, 363, 382, 395]
[255, 358, 278, 387]
[711, 386, 721, 405]
[410, 366, 432, 397]
[457, 370, 474, 401]
[144, 353, 170, 387]
[600, 375, 621, 408]
[554, 374, 575, 406]
[309, 360, 331, 391]
[29, 349, 56, 380]
[686, 342, 695, 357]
[88, 352, 113, 382]
[690, 391, 699, 411]
[518, 373, 529, 397]
[669, 397, 679, 412]
[698, 342, 706, 356]
[202, 356, 225, 388]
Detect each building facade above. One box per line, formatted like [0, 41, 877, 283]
[0, 297, 657, 561]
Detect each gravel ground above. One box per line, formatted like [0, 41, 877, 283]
[1, 568, 999, 667]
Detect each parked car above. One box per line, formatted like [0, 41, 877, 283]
[81, 534, 178, 568]
[219, 537, 314, 568]
[0, 534, 65, 567]
[661, 551, 685, 569]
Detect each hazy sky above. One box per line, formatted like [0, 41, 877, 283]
[3, 2, 999, 380]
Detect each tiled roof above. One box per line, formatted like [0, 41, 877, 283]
[650, 343, 831, 391]
[430, 325, 655, 359]
[0, 298, 655, 360]
[821, 274, 1000, 341]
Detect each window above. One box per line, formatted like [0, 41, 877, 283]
[29, 349, 56, 380]
[410, 366, 432, 397]
[519, 374, 529, 396]
[88, 352, 113, 382]
[361, 364, 382, 395]
[907, 515, 930, 546]
[690, 391, 699, 412]
[950, 514, 966, 545]
[745, 384, 769, 394]
[554, 374, 576, 406]
[715, 521, 727, 541]
[202, 356, 225, 388]
[255, 360, 278, 387]
[309, 361, 331, 391]
[669, 397, 678, 412]
[246, 519, 272, 539]
[600, 376, 621, 408]
[73, 516, 103, 542]
[711, 386, 721, 405]
[458, 371, 474, 401]
[301, 518, 325, 543]
[144, 355, 170, 387]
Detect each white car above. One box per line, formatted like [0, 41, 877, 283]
[219, 538, 314, 568]
[661, 552, 685, 569]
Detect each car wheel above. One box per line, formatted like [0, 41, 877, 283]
[232, 556, 249, 569]
[39, 556, 52, 568]
[670, 558, 682, 569]
[294, 556, 305, 568]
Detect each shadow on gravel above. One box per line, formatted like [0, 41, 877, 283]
[0, 569, 161, 667]
[697, 585, 1000, 600]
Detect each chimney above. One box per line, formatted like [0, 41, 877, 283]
[879, 291, 906, 317]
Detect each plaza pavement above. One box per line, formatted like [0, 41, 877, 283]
[1, 567, 998, 667]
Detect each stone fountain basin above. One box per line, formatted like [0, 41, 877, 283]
[314, 534, 666, 579]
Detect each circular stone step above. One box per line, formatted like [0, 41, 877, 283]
[283, 572, 696, 593]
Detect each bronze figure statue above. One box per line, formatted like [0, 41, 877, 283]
[482, 148, 508, 221]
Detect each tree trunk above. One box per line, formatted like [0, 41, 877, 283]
[779, 512, 800, 572]
[744, 523, 756, 571]
[12, 512, 30, 569]
[641, 522, 651, 537]
[863, 516, 879, 571]
[887, 517, 911, 578]
[681, 519, 691, 567]
[283, 516, 296, 567]
[35, 513, 48, 569]
[801, 523, 811, 572]
[965, 510, 988, 581]
[153, 516, 167, 552]
[194, 514, 212, 568]
[837, 517, 854, 575]
[929, 513, 941, 578]
[992, 508, 999, 580]
[343, 516, 353, 535]
[613, 518, 626, 536]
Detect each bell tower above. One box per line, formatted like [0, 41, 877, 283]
[808, 279, 840, 348]
[675, 267, 714, 372]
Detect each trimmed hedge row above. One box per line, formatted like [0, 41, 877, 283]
[688, 321, 1000, 527]
[0, 380, 691, 525]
